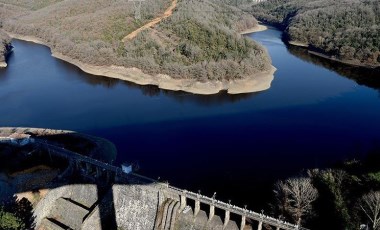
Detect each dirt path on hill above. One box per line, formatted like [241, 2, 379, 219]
[122, 0, 177, 42]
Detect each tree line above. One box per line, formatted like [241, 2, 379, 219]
[271, 151, 380, 229]
[249, 0, 380, 67]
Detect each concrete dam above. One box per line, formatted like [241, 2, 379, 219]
[0, 128, 304, 230]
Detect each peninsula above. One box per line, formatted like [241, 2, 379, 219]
[0, 0, 275, 94]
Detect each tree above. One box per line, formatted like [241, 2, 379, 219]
[359, 191, 380, 230]
[274, 177, 318, 226]
[0, 206, 25, 230]
[0, 196, 35, 230]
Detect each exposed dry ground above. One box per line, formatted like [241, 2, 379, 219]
[123, 0, 177, 41]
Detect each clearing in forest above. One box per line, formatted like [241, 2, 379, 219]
[122, 0, 177, 41]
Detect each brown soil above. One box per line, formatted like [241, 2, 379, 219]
[122, 0, 177, 41]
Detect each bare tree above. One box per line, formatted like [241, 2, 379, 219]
[359, 191, 380, 230]
[274, 177, 318, 226]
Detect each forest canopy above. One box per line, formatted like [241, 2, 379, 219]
[248, 0, 380, 67]
[0, 0, 272, 80]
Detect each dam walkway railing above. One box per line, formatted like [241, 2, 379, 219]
[35, 139, 307, 230]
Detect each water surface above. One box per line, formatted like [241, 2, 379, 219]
[1, 27, 380, 210]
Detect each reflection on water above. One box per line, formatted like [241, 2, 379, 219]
[287, 45, 380, 89]
[0, 68, 7, 82]
[52, 51, 259, 105]
[0, 52, 13, 83]
[162, 90, 259, 106]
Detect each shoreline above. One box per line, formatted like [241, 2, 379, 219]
[288, 40, 308, 48]
[240, 24, 268, 35]
[6, 32, 276, 95]
[0, 61, 6, 68]
[287, 39, 380, 69]
[308, 50, 380, 69]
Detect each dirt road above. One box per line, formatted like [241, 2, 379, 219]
[122, 0, 177, 42]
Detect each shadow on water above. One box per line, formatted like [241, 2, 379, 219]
[2, 130, 380, 230]
[287, 45, 380, 89]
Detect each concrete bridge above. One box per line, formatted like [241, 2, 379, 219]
[35, 139, 118, 183]
[35, 139, 305, 230]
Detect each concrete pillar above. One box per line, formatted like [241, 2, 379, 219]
[240, 216, 246, 230]
[85, 162, 92, 174]
[224, 211, 230, 227]
[209, 205, 215, 221]
[96, 167, 101, 178]
[75, 161, 80, 171]
[257, 221, 263, 230]
[180, 195, 187, 210]
[105, 171, 112, 184]
[194, 200, 200, 217]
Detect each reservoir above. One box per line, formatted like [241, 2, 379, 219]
[1, 27, 380, 211]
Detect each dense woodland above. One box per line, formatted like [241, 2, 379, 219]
[124, 0, 271, 81]
[247, 0, 380, 67]
[0, 0, 271, 80]
[271, 151, 380, 229]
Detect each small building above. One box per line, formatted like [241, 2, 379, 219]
[121, 162, 133, 174]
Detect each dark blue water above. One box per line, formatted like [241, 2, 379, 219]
[1, 27, 380, 210]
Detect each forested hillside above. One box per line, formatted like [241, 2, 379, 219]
[270, 151, 380, 229]
[249, 0, 380, 67]
[124, 0, 270, 80]
[0, 0, 271, 81]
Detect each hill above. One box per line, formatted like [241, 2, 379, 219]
[0, 0, 274, 94]
[248, 0, 380, 68]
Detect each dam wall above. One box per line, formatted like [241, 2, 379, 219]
[0, 127, 303, 230]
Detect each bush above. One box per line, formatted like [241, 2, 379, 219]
[0, 196, 34, 230]
[0, 209, 25, 230]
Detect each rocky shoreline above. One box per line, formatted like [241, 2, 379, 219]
[6, 26, 276, 95]
[288, 41, 380, 69]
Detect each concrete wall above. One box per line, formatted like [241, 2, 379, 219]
[34, 185, 99, 228]
[32, 174, 173, 229]
[113, 184, 163, 230]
